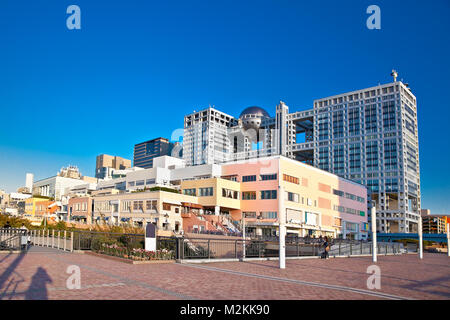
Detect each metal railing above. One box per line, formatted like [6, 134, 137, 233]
[0, 228, 29, 251]
[28, 229, 74, 252]
[177, 236, 405, 260]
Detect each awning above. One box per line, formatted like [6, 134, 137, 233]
[181, 202, 203, 209]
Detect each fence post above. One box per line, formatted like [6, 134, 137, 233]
[208, 239, 210, 259]
[58, 231, 61, 249]
[71, 232, 74, 252]
[64, 231, 67, 251]
[350, 242, 353, 256]
[52, 229, 55, 248]
[235, 240, 237, 259]
[339, 241, 341, 256]
[296, 238, 299, 257]
[360, 241, 363, 255]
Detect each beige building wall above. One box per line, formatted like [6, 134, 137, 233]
[92, 190, 197, 235]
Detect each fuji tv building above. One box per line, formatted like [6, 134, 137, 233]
[182, 77, 421, 234]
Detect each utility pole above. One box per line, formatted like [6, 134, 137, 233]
[447, 223, 449, 258]
[279, 185, 286, 269]
[371, 200, 377, 263]
[242, 212, 246, 259]
[418, 216, 423, 259]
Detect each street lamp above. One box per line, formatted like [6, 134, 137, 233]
[279, 185, 286, 269]
[371, 200, 377, 263]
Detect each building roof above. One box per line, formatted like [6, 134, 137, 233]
[239, 106, 270, 119]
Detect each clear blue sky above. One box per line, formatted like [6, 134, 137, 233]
[0, 0, 449, 214]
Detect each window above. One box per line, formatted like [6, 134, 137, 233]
[261, 211, 277, 219]
[199, 187, 213, 197]
[260, 173, 277, 181]
[304, 212, 318, 225]
[133, 201, 144, 211]
[163, 203, 171, 211]
[333, 189, 344, 197]
[260, 190, 277, 200]
[242, 191, 256, 200]
[128, 181, 135, 187]
[243, 212, 256, 218]
[122, 201, 131, 211]
[183, 188, 196, 196]
[285, 191, 299, 203]
[242, 175, 257, 182]
[146, 200, 157, 211]
[283, 174, 299, 184]
[136, 180, 145, 186]
[146, 179, 155, 185]
[222, 188, 239, 199]
[334, 217, 342, 227]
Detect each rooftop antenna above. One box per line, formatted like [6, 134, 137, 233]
[391, 69, 398, 82]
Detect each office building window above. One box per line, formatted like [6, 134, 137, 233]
[260, 190, 277, 200]
[260, 174, 277, 181]
[261, 211, 277, 219]
[183, 188, 196, 196]
[242, 191, 256, 200]
[285, 191, 299, 203]
[199, 187, 213, 197]
[222, 188, 239, 199]
[283, 174, 299, 184]
[242, 175, 257, 182]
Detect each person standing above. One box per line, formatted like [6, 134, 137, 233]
[323, 236, 330, 259]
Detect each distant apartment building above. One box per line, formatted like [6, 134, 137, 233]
[58, 165, 81, 179]
[133, 137, 174, 169]
[182, 74, 420, 233]
[421, 209, 447, 234]
[32, 176, 88, 201]
[92, 189, 195, 235]
[68, 196, 94, 224]
[95, 154, 131, 179]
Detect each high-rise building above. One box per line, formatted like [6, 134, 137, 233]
[133, 137, 174, 169]
[312, 80, 420, 233]
[96, 154, 131, 179]
[182, 74, 420, 233]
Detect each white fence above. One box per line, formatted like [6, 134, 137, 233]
[29, 229, 74, 252]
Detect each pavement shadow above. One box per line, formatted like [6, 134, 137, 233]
[24, 267, 53, 300]
[0, 253, 26, 299]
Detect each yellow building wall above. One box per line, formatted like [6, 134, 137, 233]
[180, 178, 241, 210]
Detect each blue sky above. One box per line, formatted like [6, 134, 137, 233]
[0, 0, 449, 214]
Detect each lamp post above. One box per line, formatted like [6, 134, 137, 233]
[371, 200, 377, 263]
[279, 185, 286, 269]
[447, 223, 449, 258]
[242, 212, 246, 259]
[418, 216, 423, 260]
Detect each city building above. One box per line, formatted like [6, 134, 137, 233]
[58, 165, 82, 179]
[92, 188, 196, 235]
[24, 195, 54, 224]
[182, 73, 419, 233]
[133, 137, 174, 169]
[90, 154, 368, 239]
[32, 176, 88, 201]
[68, 196, 94, 224]
[95, 154, 131, 179]
[421, 209, 447, 234]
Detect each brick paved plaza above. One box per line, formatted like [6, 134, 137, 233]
[0, 247, 449, 300]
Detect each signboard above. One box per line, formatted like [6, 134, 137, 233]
[145, 223, 156, 252]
